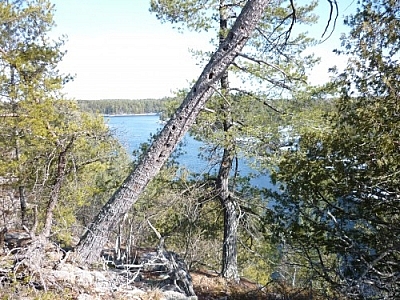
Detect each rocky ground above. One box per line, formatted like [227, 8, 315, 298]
[0, 232, 318, 300]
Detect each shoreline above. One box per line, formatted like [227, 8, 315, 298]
[103, 113, 159, 117]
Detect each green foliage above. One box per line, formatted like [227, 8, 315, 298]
[77, 98, 170, 115]
[150, 0, 220, 32]
[155, 0, 321, 166]
[0, 0, 131, 241]
[269, 1, 400, 298]
[124, 154, 224, 269]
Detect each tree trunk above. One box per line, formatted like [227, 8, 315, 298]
[41, 138, 75, 238]
[74, 0, 272, 265]
[218, 147, 239, 281]
[18, 186, 28, 228]
[217, 0, 240, 281]
[10, 65, 28, 229]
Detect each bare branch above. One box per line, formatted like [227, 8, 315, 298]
[237, 52, 289, 77]
[232, 61, 292, 90]
[254, 27, 290, 61]
[265, 0, 297, 47]
[210, 84, 231, 106]
[321, 0, 339, 42]
[147, 219, 161, 240]
[201, 107, 216, 114]
[286, 0, 297, 42]
[230, 87, 285, 114]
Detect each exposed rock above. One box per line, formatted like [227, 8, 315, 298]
[132, 246, 196, 297]
[0, 237, 197, 300]
[4, 230, 32, 249]
[76, 294, 94, 300]
[163, 290, 198, 300]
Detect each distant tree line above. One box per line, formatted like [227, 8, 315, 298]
[77, 98, 170, 115]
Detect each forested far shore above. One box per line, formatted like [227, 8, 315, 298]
[77, 98, 171, 115]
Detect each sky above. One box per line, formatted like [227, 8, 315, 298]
[50, 0, 356, 100]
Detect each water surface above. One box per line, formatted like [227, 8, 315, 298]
[105, 115, 275, 189]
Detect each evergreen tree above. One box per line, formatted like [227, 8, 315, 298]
[0, 0, 130, 241]
[270, 1, 400, 298]
[150, 0, 318, 280]
[0, 0, 64, 228]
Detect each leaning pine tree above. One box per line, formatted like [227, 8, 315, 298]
[74, 0, 273, 264]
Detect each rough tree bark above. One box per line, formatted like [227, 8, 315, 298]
[41, 138, 75, 238]
[217, 0, 240, 281]
[74, 0, 272, 265]
[218, 147, 239, 281]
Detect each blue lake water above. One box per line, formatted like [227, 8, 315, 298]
[105, 115, 275, 189]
